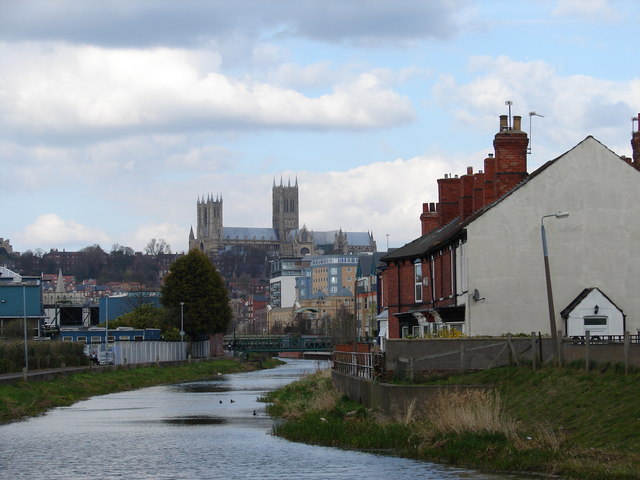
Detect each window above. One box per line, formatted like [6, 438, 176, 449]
[414, 260, 423, 303]
[401, 326, 409, 338]
[77, 336, 87, 342]
[91, 336, 101, 343]
[62, 336, 72, 342]
[584, 317, 607, 326]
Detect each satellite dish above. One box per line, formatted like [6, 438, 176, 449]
[472, 289, 485, 302]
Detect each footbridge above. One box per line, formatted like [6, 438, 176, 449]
[224, 335, 333, 357]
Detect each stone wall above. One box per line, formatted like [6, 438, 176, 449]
[331, 370, 486, 415]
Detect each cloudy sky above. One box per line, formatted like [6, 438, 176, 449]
[2, 0, 639, 254]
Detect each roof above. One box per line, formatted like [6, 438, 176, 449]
[382, 136, 618, 263]
[345, 231, 373, 246]
[311, 230, 373, 246]
[356, 252, 387, 277]
[223, 227, 278, 241]
[381, 217, 465, 262]
[560, 287, 623, 319]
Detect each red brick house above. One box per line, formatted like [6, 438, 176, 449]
[380, 112, 640, 339]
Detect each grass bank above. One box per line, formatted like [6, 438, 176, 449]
[1, 356, 283, 424]
[263, 365, 640, 480]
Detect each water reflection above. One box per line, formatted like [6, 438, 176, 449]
[160, 416, 226, 426]
[0, 359, 535, 480]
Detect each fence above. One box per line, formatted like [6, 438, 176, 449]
[90, 339, 212, 366]
[332, 351, 384, 380]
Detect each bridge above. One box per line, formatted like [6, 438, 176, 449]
[224, 335, 333, 356]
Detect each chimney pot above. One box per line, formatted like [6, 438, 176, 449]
[513, 115, 522, 131]
[467, 166, 473, 175]
[499, 115, 508, 131]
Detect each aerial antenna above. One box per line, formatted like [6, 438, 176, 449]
[528, 111, 545, 154]
[505, 100, 513, 129]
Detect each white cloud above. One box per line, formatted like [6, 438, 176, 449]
[165, 146, 237, 171]
[0, 42, 414, 143]
[433, 55, 638, 159]
[14, 214, 111, 251]
[553, 0, 621, 21]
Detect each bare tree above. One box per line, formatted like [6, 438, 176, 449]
[144, 238, 171, 257]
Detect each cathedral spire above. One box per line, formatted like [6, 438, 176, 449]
[55, 269, 65, 294]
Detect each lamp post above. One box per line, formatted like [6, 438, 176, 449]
[105, 295, 109, 365]
[180, 302, 185, 344]
[23, 285, 28, 375]
[541, 212, 569, 358]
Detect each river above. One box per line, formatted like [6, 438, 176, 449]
[0, 359, 535, 479]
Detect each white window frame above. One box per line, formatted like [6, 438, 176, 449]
[414, 260, 423, 303]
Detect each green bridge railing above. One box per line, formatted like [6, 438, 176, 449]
[223, 335, 333, 354]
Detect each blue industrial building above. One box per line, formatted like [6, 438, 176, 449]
[59, 327, 162, 344]
[0, 267, 44, 337]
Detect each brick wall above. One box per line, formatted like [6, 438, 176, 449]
[420, 202, 439, 235]
[437, 175, 461, 226]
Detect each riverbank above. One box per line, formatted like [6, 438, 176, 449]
[0, 356, 283, 424]
[263, 364, 640, 480]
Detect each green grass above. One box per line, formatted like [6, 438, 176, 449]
[264, 365, 640, 480]
[0, 357, 282, 424]
[264, 370, 413, 452]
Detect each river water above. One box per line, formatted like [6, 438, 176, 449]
[0, 359, 534, 480]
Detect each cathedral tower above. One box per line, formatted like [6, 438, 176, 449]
[189, 194, 223, 253]
[272, 178, 299, 241]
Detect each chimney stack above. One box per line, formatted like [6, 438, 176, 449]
[483, 153, 496, 206]
[437, 175, 461, 226]
[420, 202, 440, 235]
[458, 167, 475, 220]
[493, 114, 529, 198]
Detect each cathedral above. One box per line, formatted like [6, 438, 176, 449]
[188, 178, 377, 258]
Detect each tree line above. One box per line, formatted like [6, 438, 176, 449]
[7, 239, 175, 288]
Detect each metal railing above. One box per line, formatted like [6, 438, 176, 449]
[567, 334, 640, 345]
[332, 351, 384, 380]
[228, 335, 333, 354]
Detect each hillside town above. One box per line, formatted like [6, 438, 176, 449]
[2, 110, 640, 352]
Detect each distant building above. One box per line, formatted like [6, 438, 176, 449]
[188, 178, 377, 259]
[0, 238, 13, 254]
[354, 252, 385, 339]
[0, 266, 44, 338]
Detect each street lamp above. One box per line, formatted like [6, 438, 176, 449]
[541, 211, 569, 358]
[180, 302, 185, 343]
[105, 296, 109, 365]
[23, 285, 28, 376]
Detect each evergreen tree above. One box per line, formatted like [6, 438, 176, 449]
[161, 249, 231, 338]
